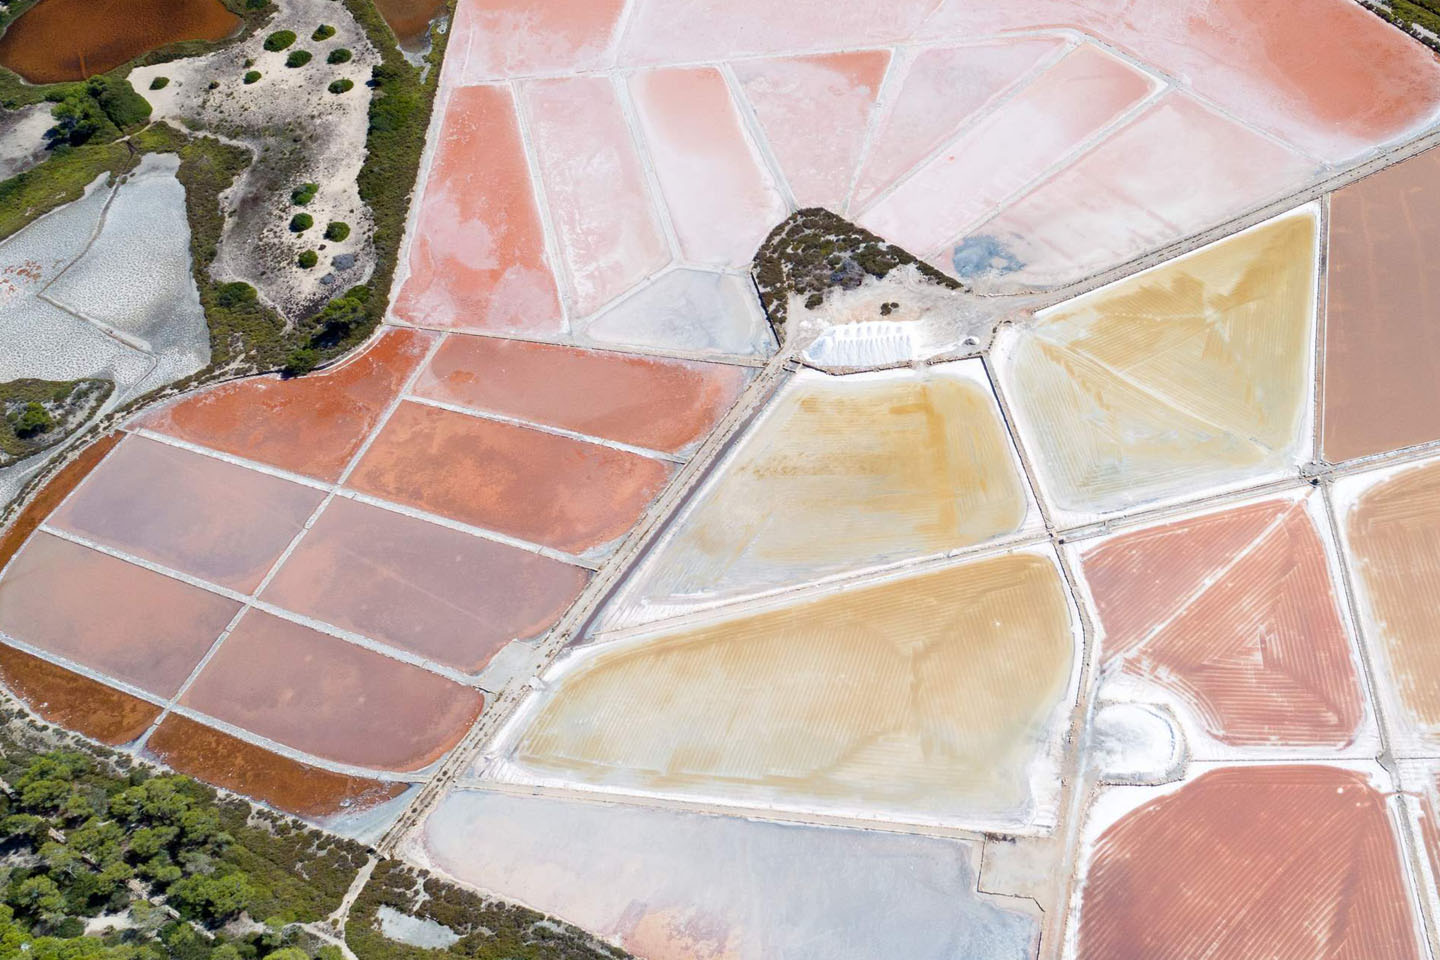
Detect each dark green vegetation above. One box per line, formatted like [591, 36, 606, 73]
[244, 70, 261, 84]
[149, 76, 169, 91]
[311, 24, 336, 41]
[289, 213, 314, 232]
[284, 50, 312, 68]
[347, 860, 628, 960]
[323, 221, 350, 242]
[1365, 0, 1440, 52]
[326, 48, 352, 65]
[47, 76, 152, 147]
[297, 250, 318, 268]
[290, 182, 318, 205]
[328, 79, 353, 95]
[752, 207, 963, 341]
[0, 378, 112, 466]
[263, 30, 297, 52]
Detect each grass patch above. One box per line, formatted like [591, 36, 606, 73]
[0, 139, 132, 242]
[263, 29, 297, 51]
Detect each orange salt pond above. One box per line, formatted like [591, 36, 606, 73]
[1344, 459, 1440, 744]
[411, 336, 752, 454]
[140, 327, 436, 482]
[0, 533, 239, 696]
[1077, 765, 1421, 960]
[0, 0, 238, 83]
[1082, 495, 1364, 748]
[501, 552, 1076, 829]
[0, 431, 121, 571]
[995, 205, 1317, 518]
[733, 50, 890, 211]
[0, 644, 160, 746]
[1324, 147, 1440, 463]
[180, 610, 483, 772]
[348, 401, 673, 556]
[520, 78, 669, 317]
[49, 435, 324, 593]
[146, 714, 408, 820]
[628, 67, 787, 266]
[262, 497, 589, 673]
[393, 86, 561, 334]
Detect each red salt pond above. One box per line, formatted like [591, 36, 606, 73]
[733, 51, 890, 211]
[1077, 765, 1421, 959]
[393, 85, 562, 335]
[347, 401, 674, 555]
[180, 610, 483, 772]
[146, 714, 408, 820]
[140, 327, 436, 483]
[1324, 147, 1440, 463]
[372, 0, 447, 52]
[261, 497, 589, 673]
[0, 644, 160, 746]
[0, 0, 239, 84]
[628, 67, 788, 267]
[49, 435, 324, 593]
[0, 533, 239, 697]
[445, 0, 626, 82]
[1082, 497, 1364, 747]
[521, 77, 670, 317]
[860, 43, 1156, 257]
[411, 336, 752, 454]
[850, 38, 1063, 210]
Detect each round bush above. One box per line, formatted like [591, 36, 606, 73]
[326, 47, 351, 64]
[323, 221, 350, 242]
[262, 30, 296, 51]
[291, 182, 318, 205]
[285, 49, 312, 68]
[243, 70, 261, 84]
[327, 78, 353, 94]
[311, 24, 335, 41]
[289, 213, 314, 232]
[149, 76, 169, 90]
[298, 250, 319, 269]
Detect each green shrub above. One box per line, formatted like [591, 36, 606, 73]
[148, 76, 169, 91]
[285, 49, 312, 68]
[327, 47, 351, 64]
[289, 213, 314, 232]
[215, 282, 257, 308]
[9, 402, 52, 438]
[323, 220, 350, 242]
[262, 29, 296, 51]
[284, 347, 320, 375]
[311, 24, 336, 41]
[327, 78, 354, 94]
[291, 182, 318, 205]
[297, 249, 318, 268]
[243, 70, 261, 84]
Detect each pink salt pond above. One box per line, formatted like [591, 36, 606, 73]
[410, 335, 752, 454]
[261, 497, 589, 674]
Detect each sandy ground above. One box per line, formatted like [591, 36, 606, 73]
[130, 0, 380, 320]
[0, 103, 53, 180]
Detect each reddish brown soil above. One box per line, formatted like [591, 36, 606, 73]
[372, 0, 447, 50]
[50, 435, 325, 593]
[0, 432, 121, 572]
[0, 0, 239, 83]
[261, 496, 589, 673]
[392, 85, 562, 334]
[1078, 765, 1421, 960]
[411, 336, 751, 453]
[1324, 147, 1440, 463]
[0, 644, 159, 745]
[0, 533, 240, 696]
[1083, 499, 1364, 746]
[146, 714, 408, 818]
[139, 328, 436, 482]
[347, 401, 674, 554]
[179, 610, 483, 771]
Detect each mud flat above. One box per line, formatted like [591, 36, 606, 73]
[575, 268, 776, 358]
[179, 609, 483, 772]
[139, 327, 435, 483]
[0, 644, 160, 746]
[1324, 146, 1440, 463]
[994, 204, 1317, 521]
[1074, 764, 1422, 960]
[600, 362, 1033, 630]
[0, 0, 239, 83]
[419, 788, 1039, 960]
[492, 550, 1077, 831]
[261, 496, 589, 674]
[1080, 492, 1365, 749]
[373, 0, 448, 52]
